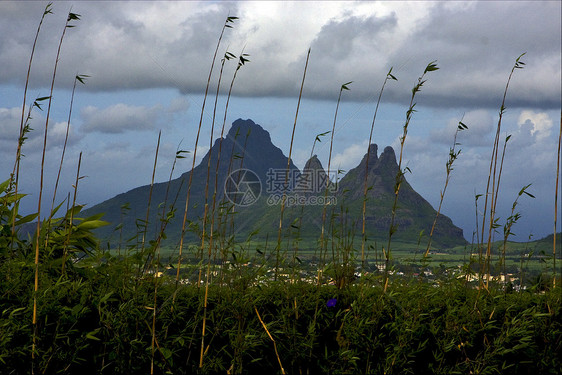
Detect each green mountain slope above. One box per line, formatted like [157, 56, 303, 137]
[83, 119, 467, 250]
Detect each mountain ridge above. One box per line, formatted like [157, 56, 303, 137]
[82, 118, 467, 249]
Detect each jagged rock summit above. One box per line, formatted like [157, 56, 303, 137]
[335, 144, 465, 247]
[294, 155, 333, 197]
[83, 118, 466, 248]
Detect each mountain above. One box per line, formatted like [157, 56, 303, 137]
[336, 145, 465, 247]
[82, 118, 299, 243]
[82, 118, 466, 250]
[252, 144, 465, 248]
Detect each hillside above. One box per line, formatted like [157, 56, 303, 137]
[82, 119, 467, 250]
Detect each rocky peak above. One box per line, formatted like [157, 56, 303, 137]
[294, 155, 332, 196]
[227, 118, 271, 144]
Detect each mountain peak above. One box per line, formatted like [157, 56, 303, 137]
[380, 146, 396, 162]
[303, 154, 322, 170]
[83, 120, 465, 249]
[294, 154, 330, 195]
[228, 118, 269, 141]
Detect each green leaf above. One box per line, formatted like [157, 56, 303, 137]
[424, 61, 439, 73]
[44, 3, 53, 16]
[100, 292, 114, 304]
[175, 149, 190, 159]
[75, 74, 90, 84]
[15, 213, 39, 226]
[341, 81, 353, 91]
[523, 191, 535, 199]
[77, 219, 109, 230]
[0, 179, 10, 193]
[86, 329, 101, 341]
[387, 67, 398, 81]
[67, 12, 81, 22]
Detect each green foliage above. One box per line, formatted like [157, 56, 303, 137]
[1, 250, 561, 374]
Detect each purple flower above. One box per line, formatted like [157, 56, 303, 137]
[326, 298, 337, 308]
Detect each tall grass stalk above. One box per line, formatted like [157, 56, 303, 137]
[385, 61, 438, 291]
[32, 9, 80, 368]
[423, 119, 467, 258]
[554, 110, 562, 288]
[200, 51, 249, 368]
[139, 131, 160, 258]
[226, 127, 251, 241]
[361, 68, 396, 271]
[10, 3, 52, 242]
[254, 307, 286, 375]
[50, 74, 87, 219]
[480, 53, 525, 289]
[197, 51, 233, 287]
[274, 48, 311, 281]
[318, 81, 351, 285]
[175, 15, 237, 293]
[149, 145, 189, 374]
[61, 151, 82, 275]
[500, 184, 533, 286]
[291, 130, 329, 281]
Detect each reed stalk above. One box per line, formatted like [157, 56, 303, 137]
[61, 152, 82, 275]
[554, 110, 562, 288]
[11, 3, 52, 244]
[361, 68, 396, 271]
[423, 119, 467, 258]
[50, 74, 87, 218]
[32, 9, 80, 370]
[197, 51, 234, 287]
[140, 131, 161, 256]
[385, 61, 438, 291]
[274, 48, 311, 281]
[480, 53, 525, 289]
[500, 184, 533, 287]
[227, 127, 251, 239]
[175, 15, 237, 293]
[318, 81, 351, 286]
[148, 145, 189, 374]
[254, 306, 285, 374]
[200, 51, 249, 368]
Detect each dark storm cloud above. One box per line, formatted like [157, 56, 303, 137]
[0, 1, 238, 92]
[383, 1, 561, 109]
[1, 1, 560, 110]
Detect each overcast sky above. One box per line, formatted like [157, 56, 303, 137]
[1, 1, 560, 242]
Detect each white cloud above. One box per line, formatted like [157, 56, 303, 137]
[430, 110, 495, 147]
[0, 107, 79, 154]
[331, 140, 369, 172]
[517, 110, 553, 139]
[81, 103, 163, 134]
[167, 96, 190, 113]
[0, 106, 21, 141]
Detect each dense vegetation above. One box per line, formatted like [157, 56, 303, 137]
[1, 243, 561, 374]
[1, 4, 561, 374]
